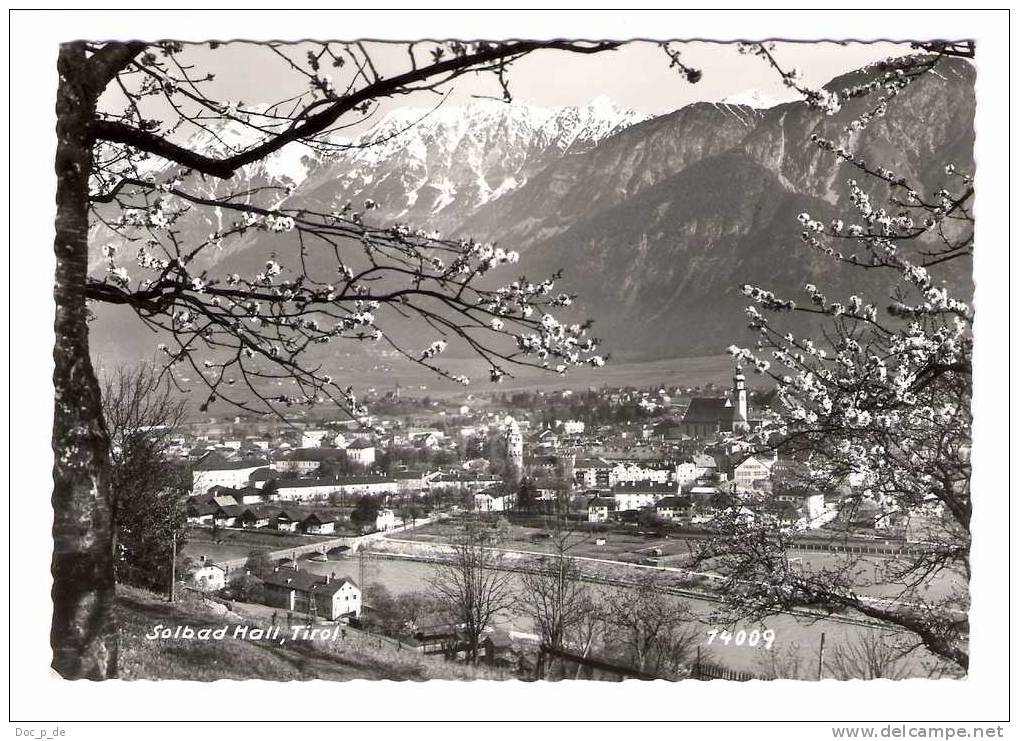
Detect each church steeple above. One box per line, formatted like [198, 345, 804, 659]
[732, 365, 749, 432]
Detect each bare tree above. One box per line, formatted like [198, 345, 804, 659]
[756, 642, 807, 681]
[824, 630, 913, 681]
[519, 519, 591, 676]
[427, 518, 517, 663]
[101, 361, 189, 594]
[600, 573, 699, 678]
[52, 38, 701, 678]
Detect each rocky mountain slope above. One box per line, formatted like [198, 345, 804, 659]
[90, 56, 975, 369]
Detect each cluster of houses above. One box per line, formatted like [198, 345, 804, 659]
[576, 451, 829, 529]
[186, 488, 397, 534]
[182, 365, 839, 535]
[188, 557, 364, 622]
[576, 451, 832, 528]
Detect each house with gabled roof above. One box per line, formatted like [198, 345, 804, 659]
[474, 487, 517, 512]
[192, 452, 270, 494]
[300, 512, 336, 535]
[262, 565, 361, 619]
[587, 496, 616, 523]
[611, 481, 678, 512]
[654, 495, 693, 521]
[186, 499, 220, 525]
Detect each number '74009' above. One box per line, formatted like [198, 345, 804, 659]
[705, 628, 775, 649]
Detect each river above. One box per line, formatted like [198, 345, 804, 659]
[294, 552, 931, 677]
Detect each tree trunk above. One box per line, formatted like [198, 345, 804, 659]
[51, 42, 118, 679]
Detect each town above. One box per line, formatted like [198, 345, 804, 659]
[170, 365, 940, 677]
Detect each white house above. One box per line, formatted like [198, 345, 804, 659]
[654, 495, 693, 522]
[191, 453, 270, 495]
[346, 438, 376, 467]
[474, 488, 517, 512]
[301, 429, 335, 448]
[609, 462, 671, 487]
[675, 456, 717, 487]
[587, 496, 616, 523]
[611, 482, 677, 512]
[274, 476, 397, 502]
[734, 456, 777, 490]
[774, 490, 827, 525]
[375, 508, 397, 531]
[561, 419, 586, 436]
[191, 561, 227, 592]
[262, 566, 361, 620]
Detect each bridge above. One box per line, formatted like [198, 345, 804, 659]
[212, 514, 444, 574]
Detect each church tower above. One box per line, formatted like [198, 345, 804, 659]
[731, 365, 749, 433]
[493, 415, 523, 485]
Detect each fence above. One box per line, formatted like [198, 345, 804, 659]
[536, 645, 661, 681]
[787, 541, 926, 557]
[690, 660, 759, 682]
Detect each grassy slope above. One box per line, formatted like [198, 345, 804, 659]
[117, 585, 498, 681]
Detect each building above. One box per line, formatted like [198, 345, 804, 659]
[474, 487, 517, 512]
[773, 490, 827, 525]
[654, 495, 693, 522]
[587, 496, 616, 523]
[248, 467, 278, 489]
[212, 504, 244, 528]
[237, 506, 272, 529]
[191, 560, 227, 591]
[346, 438, 376, 467]
[497, 416, 524, 484]
[734, 455, 777, 490]
[562, 420, 586, 436]
[191, 453, 270, 494]
[186, 499, 219, 525]
[409, 431, 444, 449]
[375, 508, 397, 531]
[261, 566, 361, 620]
[679, 367, 754, 439]
[272, 508, 305, 533]
[427, 471, 502, 495]
[273, 475, 397, 502]
[393, 470, 426, 494]
[300, 512, 336, 535]
[675, 455, 717, 487]
[611, 481, 677, 512]
[574, 458, 613, 489]
[301, 429, 335, 448]
[609, 461, 671, 487]
[273, 447, 346, 475]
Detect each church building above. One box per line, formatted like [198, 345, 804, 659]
[679, 366, 755, 439]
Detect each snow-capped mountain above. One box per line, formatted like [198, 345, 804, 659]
[91, 96, 645, 270]
[719, 89, 795, 109]
[179, 96, 644, 227]
[289, 96, 647, 233]
[90, 58, 974, 369]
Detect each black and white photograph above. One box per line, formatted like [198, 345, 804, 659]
[7, 7, 1013, 734]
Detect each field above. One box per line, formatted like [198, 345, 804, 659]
[151, 352, 741, 409]
[396, 518, 959, 603]
[402, 517, 694, 562]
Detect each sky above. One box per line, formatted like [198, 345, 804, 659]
[106, 40, 916, 138]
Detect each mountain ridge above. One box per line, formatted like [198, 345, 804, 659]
[89, 56, 975, 371]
